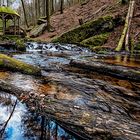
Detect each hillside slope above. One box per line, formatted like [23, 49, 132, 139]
[36, 0, 126, 42]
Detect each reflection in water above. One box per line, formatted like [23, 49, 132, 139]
[0, 92, 77, 140]
[0, 92, 28, 140]
[90, 54, 140, 68]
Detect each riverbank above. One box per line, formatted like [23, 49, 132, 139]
[33, 0, 140, 53]
[0, 42, 140, 139]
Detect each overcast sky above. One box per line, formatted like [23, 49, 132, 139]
[12, 0, 20, 9]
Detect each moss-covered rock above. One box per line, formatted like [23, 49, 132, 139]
[0, 35, 26, 51]
[52, 16, 114, 44]
[80, 33, 109, 48]
[16, 39, 26, 51]
[0, 54, 41, 75]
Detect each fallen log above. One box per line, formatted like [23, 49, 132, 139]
[0, 70, 140, 140]
[70, 59, 140, 82]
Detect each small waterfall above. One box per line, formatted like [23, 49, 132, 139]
[26, 42, 91, 53]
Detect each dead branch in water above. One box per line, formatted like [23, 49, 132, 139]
[0, 100, 18, 138]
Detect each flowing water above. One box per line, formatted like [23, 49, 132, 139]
[0, 42, 140, 140]
[0, 42, 91, 140]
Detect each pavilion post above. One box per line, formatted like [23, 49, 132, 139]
[18, 18, 20, 35]
[2, 13, 5, 35]
[5, 18, 6, 32]
[14, 16, 16, 35]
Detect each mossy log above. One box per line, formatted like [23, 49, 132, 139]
[0, 54, 41, 75]
[70, 59, 140, 82]
[52, 16, 115, 44]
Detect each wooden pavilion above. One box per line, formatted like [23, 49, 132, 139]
[0, 6, 20, 35]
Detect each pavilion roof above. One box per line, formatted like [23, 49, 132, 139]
[0, 6, 20, 18]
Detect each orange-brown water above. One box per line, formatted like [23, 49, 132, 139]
[90, 54, 140, 68]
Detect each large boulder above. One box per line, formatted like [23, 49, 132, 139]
[30, 23, 47, 38]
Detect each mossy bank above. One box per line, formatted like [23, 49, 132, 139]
[52, 15, 124, 51]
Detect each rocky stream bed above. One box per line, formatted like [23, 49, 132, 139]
[0, 42, 140, 140]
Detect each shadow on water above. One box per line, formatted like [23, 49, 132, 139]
[0, 92, 77, 140]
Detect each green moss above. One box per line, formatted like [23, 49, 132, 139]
[0, 35, 21, 41]
[0, 35, 26, 51]
[97, 50, 108, 54]
[0, 6, 20, 17]
[52, 16, 114, 44]
[16, 39, 26, 51]
[0, 54, 41, 75]
[80, 33, 109, 48]
[134, 42, 140, 50]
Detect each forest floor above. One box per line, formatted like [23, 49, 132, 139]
[36, 0, 123, 42]
[36, 0, 140, 49]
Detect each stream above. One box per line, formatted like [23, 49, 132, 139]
[0, 42, 140, 140]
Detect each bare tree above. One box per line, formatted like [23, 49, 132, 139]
[21, 0, 29, 28]
[60, 0, 64, 14]
[46, 0, 51, 31]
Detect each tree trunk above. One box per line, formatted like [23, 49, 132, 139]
[50, 0, 54, 15]
[125, 0, 135, 51]
[60, 0, 64, 14]
[37, 0, 41, 18]
[43, 0, 46, 17]
[21, 0, 29, 28]
[115, 0, 135, 52]
[46, 0, 51, 31]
